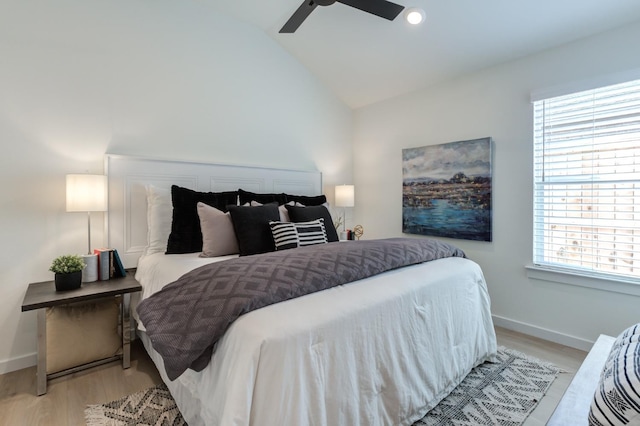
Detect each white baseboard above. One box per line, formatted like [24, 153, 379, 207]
[0, 352, 36, 375]
[493, 315, 594, 352]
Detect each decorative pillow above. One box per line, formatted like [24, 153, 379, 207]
[238, 189, 287, 206]
[285, 193, 327, 206]
[589, 323, 640, 426]
[250, 200, 298, 222]
[197, 202, 239, 257]
[227, 204, 280, 256]
[285, 204, 339, 242]
[269, 219, 328, 251]
[145, 185, 172, 255]
[166, 186, 239, 254]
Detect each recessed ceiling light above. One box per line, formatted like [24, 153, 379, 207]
[404, 7, 425, 25]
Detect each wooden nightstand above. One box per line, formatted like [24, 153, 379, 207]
[21, 270, 142, 396]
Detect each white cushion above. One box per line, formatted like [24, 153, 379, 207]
[145, 185, 172, 255]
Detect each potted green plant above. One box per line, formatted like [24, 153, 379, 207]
[49, 254, 85, 291]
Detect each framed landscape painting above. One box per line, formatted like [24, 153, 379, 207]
[402, 137, 492, 242]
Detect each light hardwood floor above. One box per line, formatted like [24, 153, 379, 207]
[0, 326, 587, 426]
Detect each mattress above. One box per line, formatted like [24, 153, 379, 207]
[135, 251, 497, 426]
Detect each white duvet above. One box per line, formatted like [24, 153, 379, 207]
[135, 252, 497, 426]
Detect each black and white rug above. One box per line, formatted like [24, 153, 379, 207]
[85, 384, 186, 426]
[85, 347, 559, 426]
[415, 347, 560, 425]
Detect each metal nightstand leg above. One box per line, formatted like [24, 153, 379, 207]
[122, 293, 131, 368]
[36, 308, 47, 396]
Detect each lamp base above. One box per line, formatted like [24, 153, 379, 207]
[81, 254, 99, 283]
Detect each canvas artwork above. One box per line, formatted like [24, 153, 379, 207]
[402, 137, 492, 242]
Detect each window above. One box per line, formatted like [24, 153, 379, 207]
[533, 78, 640, 281]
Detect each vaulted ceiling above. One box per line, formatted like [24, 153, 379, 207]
[209, 0, 640, 108]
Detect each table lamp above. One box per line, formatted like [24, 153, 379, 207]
[335, 185, 355, 238]
[66, 174, 107, 282]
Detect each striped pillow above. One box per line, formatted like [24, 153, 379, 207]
[589, 323, 640, 426]
[269, 219, 328, 251]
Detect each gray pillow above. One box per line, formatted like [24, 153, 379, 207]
[197, 202, 239, 257]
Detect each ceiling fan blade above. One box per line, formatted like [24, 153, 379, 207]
[280, 0, 318, 33]
[337, 0, 404, 21]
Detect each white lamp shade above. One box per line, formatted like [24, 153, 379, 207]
[66, 174, 108, 212]
[335, 185, 355, 207]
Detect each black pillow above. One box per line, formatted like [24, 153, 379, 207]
[285, 193, 327, 206]
[285, 205, 339, 242]
[238, 189, 287, 206]
[228, 204, 280, 256]
[166, 185, 239, 254]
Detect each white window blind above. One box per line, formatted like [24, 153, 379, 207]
[533, 78, 640, 281]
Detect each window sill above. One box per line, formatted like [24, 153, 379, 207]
[525, 265, 640, 297]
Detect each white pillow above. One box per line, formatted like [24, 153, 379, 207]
[145, 185, 172, 255]
[197, 202, 239, 257]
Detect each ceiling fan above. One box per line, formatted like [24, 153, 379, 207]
[279, 0, 405, 34]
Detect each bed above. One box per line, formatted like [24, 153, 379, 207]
[106, 154, 497, 426]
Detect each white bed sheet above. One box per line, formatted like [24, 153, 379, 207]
[135, 252, 497, 426]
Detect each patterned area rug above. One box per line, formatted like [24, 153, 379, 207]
[85, 384, 186, 426]
[85, 347, 559, 426]
[415, 347, 560, 425]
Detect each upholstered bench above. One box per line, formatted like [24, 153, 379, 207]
[547, 324, 640, 426]
[547, 335, 615, 425]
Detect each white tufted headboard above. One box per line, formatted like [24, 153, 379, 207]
[105, 154, 323, 268]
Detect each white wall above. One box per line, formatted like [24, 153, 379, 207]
[0, 0, 352, 373]
[353, 21, 640, 350]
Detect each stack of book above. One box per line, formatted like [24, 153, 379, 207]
[93, 248, 127, 281]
